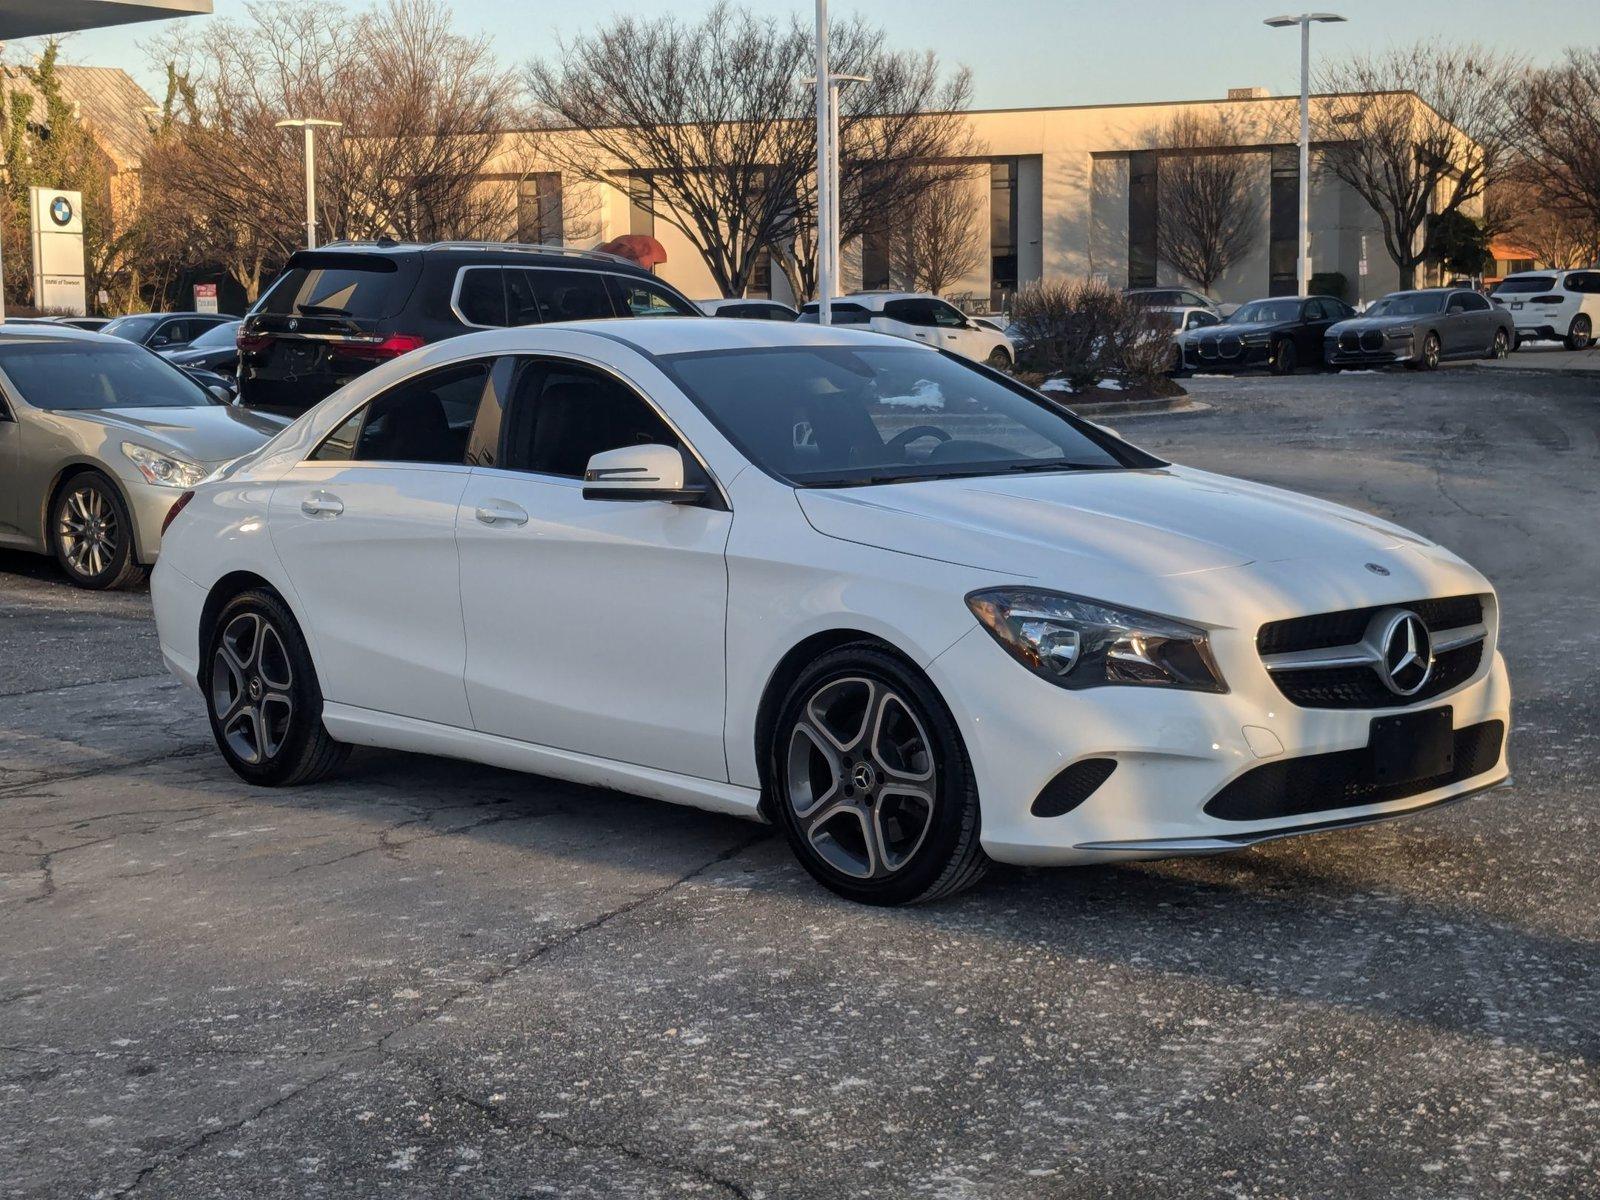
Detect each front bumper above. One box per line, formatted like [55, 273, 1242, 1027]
[151, 557, 207, 690]
[1325, 338, 1412, 367]
[1182, 342, 1273, 372]
[124, 478, 197, 565]
[927, 626, 1511, 867]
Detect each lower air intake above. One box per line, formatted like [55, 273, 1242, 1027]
[1032, 759, 1117, 818]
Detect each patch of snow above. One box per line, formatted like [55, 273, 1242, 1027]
[876, 379, 945, 409]
[1095, 378, 1125, 391]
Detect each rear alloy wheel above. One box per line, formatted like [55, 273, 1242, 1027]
[772, 646, 986, 905]
[1486, 328, 1510, 360]
[206, 589, 348, 786]
[51, 473, 145, 590]
[986, 347, 1012, 371]
[1270, 339, 1297, 375]
[1566, 314, 1592, 352]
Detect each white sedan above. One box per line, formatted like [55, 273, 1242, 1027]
[151, 319, 1511, 905]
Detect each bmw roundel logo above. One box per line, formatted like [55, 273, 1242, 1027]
[49, 196, 74, 227]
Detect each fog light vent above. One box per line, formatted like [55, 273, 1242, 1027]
[1031, 758, 1117, 818]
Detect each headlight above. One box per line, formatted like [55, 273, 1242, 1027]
[966, 588, 1226, 693]
[122, 442, 206, 488]
[1387, 325, 1415, 340]
[1241, 332, 1272, 346]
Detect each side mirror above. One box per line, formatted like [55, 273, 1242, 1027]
[582, 443, 707, 504]
[207, 383, 236, 405]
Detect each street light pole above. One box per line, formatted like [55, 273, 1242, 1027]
[276, 118, 343, 250]
[827, 73, 870, 302]
[813, 0, 833, 325]
[1265, 13, 1344, 297]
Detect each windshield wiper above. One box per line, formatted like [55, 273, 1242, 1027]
[996, 460, 1118, 474]
[296, 303, 352, 317]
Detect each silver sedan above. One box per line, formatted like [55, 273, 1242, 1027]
[0, 325, 285, 589]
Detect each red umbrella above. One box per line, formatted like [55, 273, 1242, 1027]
[597, 234, 668, 270]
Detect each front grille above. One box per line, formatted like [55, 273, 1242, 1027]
[1197, 336, 1219, 359]
[1360, 329, 1386, 351]
[1339, 330, 1360, 351]
[1258, 595, 1487, 710]
[1270, 642, 1483, 708]
[1258, 595, 1483, 657]
[1217, 334, 1243, 359]
[1204, 720, 1504, 822]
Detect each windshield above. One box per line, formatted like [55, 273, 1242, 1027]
[1229, 300, 1303, 324]
[0, 339, 210, 410]
[660, 344, 1150, 487]
[1368, 292, 1446, 317]
[101, 314, 162, 342]
[189, 321, 241, 349]
[1491, 276, 1557, 295]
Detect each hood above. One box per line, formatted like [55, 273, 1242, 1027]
[163, 346, 222, 366]
[1329, 312, 1429, 333]
[65, 406, 287, 465]
[1193, 318, 1293, 339]
[796, 466, 1429, 584]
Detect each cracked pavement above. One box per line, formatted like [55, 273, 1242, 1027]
[1, 367, 1597, 1198]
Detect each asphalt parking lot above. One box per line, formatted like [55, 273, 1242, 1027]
[2, 365, 1596, 1199]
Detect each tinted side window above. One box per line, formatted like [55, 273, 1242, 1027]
[1564, 271, 1600, 294]
[503, 361, 678, 479]
[1304, 299, 1327, 321]
[456, 268, 507, 326]
[608, 276, 698, 317]
[507, 269, 616, 325]
[156, 320, 192, 344]
[1461, 292, 1491, 312]
[882, 299, 936, 327]
[930, 302, 967, 329]
[313, 361, 493, 465]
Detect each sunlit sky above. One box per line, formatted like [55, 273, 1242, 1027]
[21, 0, 1600, 110]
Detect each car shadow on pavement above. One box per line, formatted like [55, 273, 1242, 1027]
[226, 741, 1596, 1073]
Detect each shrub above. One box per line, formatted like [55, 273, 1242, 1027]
[1009, 279, 1170, 390]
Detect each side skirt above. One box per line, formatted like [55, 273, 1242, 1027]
[321, 703, 767, 822]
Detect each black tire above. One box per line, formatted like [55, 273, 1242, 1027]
[985, 347, 1013, 371]
[770, 644, 987, 905]
[204, 589, 348, 787]
[1485, 328, 1510, 360]
[50, 471, 146, 591]
[1566, 314, 1592, 352]
[1269, 338, 1297, 376]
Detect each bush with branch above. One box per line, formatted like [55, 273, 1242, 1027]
[1009, 279, 1174, 392]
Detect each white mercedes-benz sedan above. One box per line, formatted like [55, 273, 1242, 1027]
[151, 319, 1511, 905]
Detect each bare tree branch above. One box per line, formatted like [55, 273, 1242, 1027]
[1153, 112, 1262, 294]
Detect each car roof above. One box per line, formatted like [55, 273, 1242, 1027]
[301, 241, 661, 278]
[0, 322, 111, 342]
[464, 315, 926, 359]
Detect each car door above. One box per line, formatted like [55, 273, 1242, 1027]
[878, 299, 937, 346]
[456, 355, 732, 780]
[268, 357, 499, 728]
[927, 299, 987, 360]
[1442, 292, 1476, 355]
[0, 387, 19, 541]
[1298, 298, 1334, 358]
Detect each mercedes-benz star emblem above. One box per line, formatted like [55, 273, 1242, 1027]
[1374, 609, 1433, 696]
[1365, 562, 1391, 576]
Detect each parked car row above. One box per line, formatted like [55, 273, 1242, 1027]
[1172, 288, 1516, 375]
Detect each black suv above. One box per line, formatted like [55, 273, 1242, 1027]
[236, 241, 701, 412]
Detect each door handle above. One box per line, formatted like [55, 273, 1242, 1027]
[475, 500, 529, 527]
[300, 492, 343, 518]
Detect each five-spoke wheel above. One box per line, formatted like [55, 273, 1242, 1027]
[204, 590, 348, 786]
[772, 646, 986, 905]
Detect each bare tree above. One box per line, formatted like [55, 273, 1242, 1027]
[1315, 43, 1521, 288]
[525, 3, 977, 299]
[1495, 181, 1600, 268]
[140, 0, 526, 301]
[885, 169, 984, 294]
[1153, 111, 1263, 294]
[1513, 50, 1600, 251]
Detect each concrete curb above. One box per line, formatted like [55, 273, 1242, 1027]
[1067, 393, 1203, 418]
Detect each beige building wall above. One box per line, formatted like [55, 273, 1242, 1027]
[490, 90, 1464, 312]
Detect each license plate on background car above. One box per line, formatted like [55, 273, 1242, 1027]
[1511, 302, 1523, 309]
[1370, 707, 1454, 786]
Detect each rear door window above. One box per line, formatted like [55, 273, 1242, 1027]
[456, 267, 507, 327]
[506, 269, 616, 325]
[607, 276, 698, 317]
[256, 253, 419, 320]
[882, 299, 938, 327]
[1563, 271, 1600, 294]
[310, 361, 494, 465]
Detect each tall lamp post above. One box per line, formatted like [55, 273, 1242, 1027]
[1264, 12, 1344, 297]
[804, 70, 870, 321]
[275, 118, 343, 250]
[812, 0, 833, 325]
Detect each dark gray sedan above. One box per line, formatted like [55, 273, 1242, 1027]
[0, 325, 284, 589]
[1325, 287, 1515, 370]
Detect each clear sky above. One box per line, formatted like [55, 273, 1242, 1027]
[19, 0, 1600, 109]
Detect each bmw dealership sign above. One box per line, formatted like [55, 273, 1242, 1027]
[29, 187, 87, 316]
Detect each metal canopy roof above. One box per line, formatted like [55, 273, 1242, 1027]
[0, 0, 211, 40]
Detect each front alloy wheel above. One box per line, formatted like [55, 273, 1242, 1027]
[773, 646, 986, 905]
[1410, 332, 1441, 371]
[1270, 339, 1297, 375]
[51, 473, 144, 590]
[1567, 314, 1592, 352]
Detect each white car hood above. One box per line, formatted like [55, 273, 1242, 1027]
[796, 465, 1427, 581]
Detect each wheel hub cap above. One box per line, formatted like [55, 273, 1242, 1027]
[209, 612, 295, 765]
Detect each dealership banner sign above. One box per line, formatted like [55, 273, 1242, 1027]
[29, 188, 87, 316]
